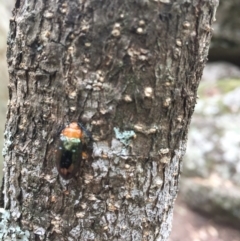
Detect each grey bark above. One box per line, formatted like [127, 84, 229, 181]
[2, 0, 218, 240]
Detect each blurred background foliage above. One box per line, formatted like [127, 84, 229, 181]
[0, 1, 240, 240]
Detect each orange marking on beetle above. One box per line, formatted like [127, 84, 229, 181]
[60, 168, 68, 177]
[61, 122, 82, 139]
[60, 164, 74, 177]
[68, 164, 74, 173]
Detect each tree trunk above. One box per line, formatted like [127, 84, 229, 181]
[2, 0, 218, 240]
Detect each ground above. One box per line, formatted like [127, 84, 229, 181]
[170, 198, 240, 241]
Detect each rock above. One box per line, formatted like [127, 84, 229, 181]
[182, 78, 240, 224]
[223, 87, 240, 112]
[209, 1, 240, 63]
[184, 81, 240, 186]
[180, 177, 240, 227]
[202, 62, 240, 82]
[213, 1, 240, 48]
[184, 114, 240, 181]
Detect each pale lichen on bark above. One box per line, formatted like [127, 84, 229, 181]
[2, 0, 218, 240]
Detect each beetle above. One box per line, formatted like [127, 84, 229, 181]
[55, 122, 92, 179]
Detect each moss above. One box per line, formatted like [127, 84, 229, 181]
[196, 79, 240, 115]
[217, 79, 240, 93]
[198, 79, 240, 97]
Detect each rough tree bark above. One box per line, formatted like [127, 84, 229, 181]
[1, 0, 218, 240]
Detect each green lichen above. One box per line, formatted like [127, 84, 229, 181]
[114, 127, 135, 145]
